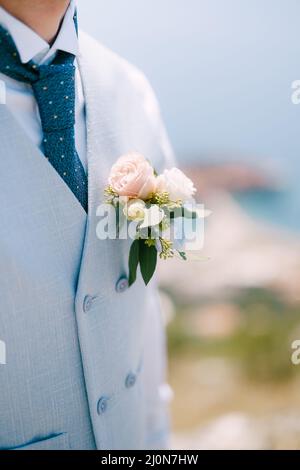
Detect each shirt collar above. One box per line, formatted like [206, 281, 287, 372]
[0, 0, 78, 65]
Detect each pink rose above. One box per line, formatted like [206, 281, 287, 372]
[108, 152, 157, 200]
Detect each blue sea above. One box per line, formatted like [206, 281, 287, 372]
[233, 184, 300, 233]
[79, 0, 300, 233]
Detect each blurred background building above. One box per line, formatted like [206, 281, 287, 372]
[79, 0, 300, 449]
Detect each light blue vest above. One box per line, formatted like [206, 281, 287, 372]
[0, 32, 174, 450]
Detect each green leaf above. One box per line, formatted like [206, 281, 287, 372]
[178, 251, 187, 260]
[128, 239, 140, 286]
[139, 240, 158, 285]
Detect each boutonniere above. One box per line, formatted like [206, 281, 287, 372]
[104, 152, 207, 287]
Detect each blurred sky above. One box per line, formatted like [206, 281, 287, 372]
[78, 0, 300, 230]
[78, 0, 300, 177]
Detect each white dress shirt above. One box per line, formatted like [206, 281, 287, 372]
[0, 0, 87, 170]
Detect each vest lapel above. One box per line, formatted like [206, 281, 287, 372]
[77, 53, 122, 215]
[76, 40, 126, 260]
[76, 33, 140, 287]
[0, 106, 87, 217]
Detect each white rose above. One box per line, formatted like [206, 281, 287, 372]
[156, 168, 196, 202]
[123, 199, 146, 221]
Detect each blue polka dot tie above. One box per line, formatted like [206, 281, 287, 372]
[0, 24, 88, 212]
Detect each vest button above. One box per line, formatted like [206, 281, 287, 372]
[125, 372, 137, 389]
[115, 276, 129, 293]
[83, 295, 96, 313]
[97, 396, 109, 415]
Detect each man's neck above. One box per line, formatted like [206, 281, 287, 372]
[0, 0, 70, 43]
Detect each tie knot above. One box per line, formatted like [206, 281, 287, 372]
[0, 18, 87, 212]
[0, 24, 76, 85]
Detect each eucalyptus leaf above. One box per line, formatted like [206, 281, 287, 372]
[139, 240, 158, 285]
[128, 239, 140, 286]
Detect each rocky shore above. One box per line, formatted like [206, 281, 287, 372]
[158, 174, 300, 304]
